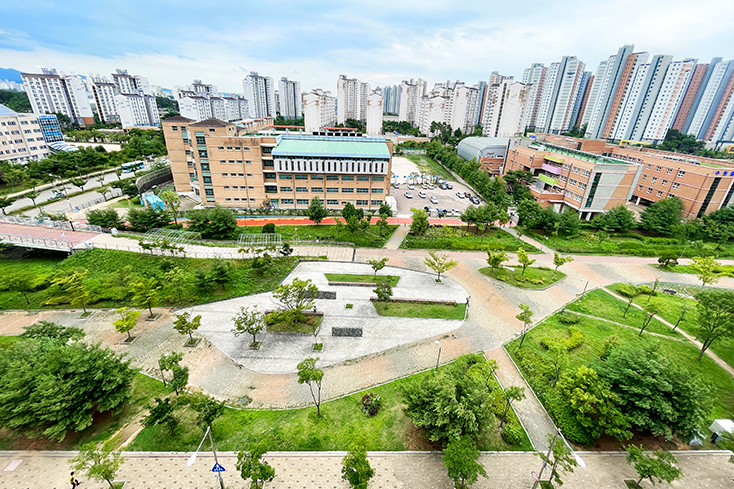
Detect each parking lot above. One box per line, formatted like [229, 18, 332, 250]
[390, 156, 482, 217]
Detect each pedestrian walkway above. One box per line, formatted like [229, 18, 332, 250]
[383, 223, 410, 249]
[1, 449, 731, 489]
[502, 226, 548, 254]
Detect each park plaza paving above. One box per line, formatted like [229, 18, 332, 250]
[183, 262, 469, 374]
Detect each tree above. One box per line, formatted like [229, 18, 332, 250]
[158, 351, 185, 392]
[0, 196, 15, 215]
[376, 215, 390, 237]
[273, 278, 318, 312]
[442, 436, 487, 489]
[500, 385, 526, 427]
[51, 268, 90, 313]
[342, 202, 361, 221]
[280, 243, 293, 256]
[557, 209, 580, 236]
[625, 445, 683, 486]
[592, 205, 635, 232]
[127, 206, 171, 232]
[553, 252, 573, 272]
[691, 256, 721, 289]
[69, 440, 124, 489]
[424, 250, 457, 281]
[657, 252, 679, 269]
[164, 266, 186, 303]
[69, 178, 87, 192]
[160, 190, 181, 226]
[86, 208, 123, 228]
[237, 443, 275, 489]
[187, 392, 226, 428]
[378, 202, 392, 217]
[231, 305, 265, 346]
[297, 357, 324, 417]
[373, 279, 393, 307]
[694, 289, 734, 361]
[539, 432, 577, 487]
[25, 190, 40, 207]
[186, 206, 237, 239]
[129, 277, 161, 318]
[143, 397, 178, 436]
[306, 196, 328, 224]
[516, 248, 535, 276]
[410, 207, 430, 236]
[173, 311, 202, 343]
[616, 284, 642, 318]
[346, 215, 360, 233]
[516, 200, 544, 227]
[20, 321, 85, 342]
[0, 338, 134, 441]
[639, 302, 660, 336]
[341, 443, 374, 489]
[367, 257, 388, 280]
[113, 307, 141, 340]
[3, 271, 36, 305]
[262, 222, 276, 234]
[486, 250, 509, 271]
[640, 197, 684, 235]
[209, 259, 232, 290]
[516, 304, 533, 347]
[334, 216, 344, 238]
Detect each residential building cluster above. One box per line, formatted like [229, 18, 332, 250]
[176, 80, 249, 123]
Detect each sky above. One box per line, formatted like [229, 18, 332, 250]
[1, 0, 733, 94]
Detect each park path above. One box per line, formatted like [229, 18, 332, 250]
[383, 223, 410, 249]
[602, 287, 734, 376]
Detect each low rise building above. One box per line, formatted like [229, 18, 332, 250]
[457, 137, 510, 175]
[0, 104, 52, 164]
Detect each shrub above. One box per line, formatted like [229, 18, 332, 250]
[345, 303, 354, 309]
[558, 312, 581, 324]
[264, 309, 305, 327]
[361, 393, 382, 416]
[541, 326, 583, 351]
[501, 422, 524, 445]
[538, 266, 552, 271]
[601, 334, 620, 360]
[530, 278, 544, 285]
[514, 275, 526, 283]
[131, 195, 141, 205]
[263, 222, 276, 234]
[86, 208, 122, 229]
[545, 393, 597, 445]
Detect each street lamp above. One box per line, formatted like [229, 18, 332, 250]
[531, 428, 585, 489]
[434, 340, 442, 373]
[187, 425, 225, 489]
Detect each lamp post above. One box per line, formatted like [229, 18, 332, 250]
[187, 425, 225, 489]
[531, 428, 585, 489]
[434, 340, 442, 373]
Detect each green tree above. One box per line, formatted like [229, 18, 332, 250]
[130, 277, 161, 317]
[0, 196, 16, 215]
[423, 250, 458, 281]
[373, 279, 393, 307]
[209, 259, 232, 290]
[694, 289, 734, 361]
[86, 208, 123, 228]
[486, 250, 509, 271]
[346, 215, 360, 233]
[69, 440, 124, 489]
[516, 200, 544, 227]
[186, 206, 237, 239]
[516, 303, 533, 347]
[164, 267, 186, 303]
[341, 443, 374, 489]
[334, 216, 344, 238]
[262, 222, 276, 234]
[553, 252, 573, 272]
[160, 190, 181, 226]
[640, 197, 684, 235]
[410, 207, 430, 236]
[616, 284, 642, 318]
[538, 432, 578, 487]
[52, 268, 90, 313]
[127, 206, 171, 232]
[113, 307, 141, 340]
[173, 311, 201, 343]
[639, 302, 660, 336]
[3, 271, 36, 305]
[592, 205, 636, 232]
[158, 351, 185, 392]
[516, 248, 535, 276]
[297, 357, 324, 417]
[557, 209, 580, 236]
[20, 321, 85, 342]
[376, 215, 390, 237]
[625, 445, 683, 486]
[366, 257, 388, 280]
[273, 278, 318, 312]
[231, 305, 265, 346]
[142, 397, 178, 436]
[500, 385, 526, 427]
[237, 443, 275, 489]
[691, 256, 721, 289]
[442, 436, 487, 489]
[69, 178, 87, 192]
[378, 202, 392, 217]
[187, 392, 225, 428]
[306, 196, 328, 224]
[24, 190, 41, 207]
[657, 252, 679, 269]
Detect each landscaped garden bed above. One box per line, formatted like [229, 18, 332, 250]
[401, 226, 536, 252]
[371, 299, 466, 320]
[479, 266, 565, 289]
[325, 273, 400, 287]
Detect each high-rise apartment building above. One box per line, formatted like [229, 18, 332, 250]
[366, 91, 384, 135]
[381, 85, 400, 115]
[0, 104, 53, 164]
[278, 78, 302, 120]
[336, 75, 369, 124]
[115, 93, 160, 128]
[303, 89, 337, 133]
[527, 56, 588, 135]
[243, 72, 276, 118]
[177, 80, 248, 123]
[672, 62, 711, 132]
[585, 44, 636, 139]
[89, 77, 120, 123]
[640, 58, 697, 142]
[481, 79, 531, 138]
[112, 69, 152, 95]
[21, 68, 95, 127]
[398, 79, 426, 125]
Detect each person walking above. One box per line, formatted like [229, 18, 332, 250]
[69, 471, 80, 488]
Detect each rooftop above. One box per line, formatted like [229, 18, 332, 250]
[189, 118, 231, 128]
[0, 104, 19, 117]
[273, 135, 390, 158]
[530, 142, 631, 166]
[162, 115, 195, 123]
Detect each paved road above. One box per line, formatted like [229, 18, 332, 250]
[0, 450, 731, 489]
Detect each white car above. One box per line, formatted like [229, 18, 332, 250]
[408, 184, 415, 190]
[456, 192, 465, 198]
[430, 196, 439, 204]
[404, 191, 413, 199]
[418, 192, 427, 198]
[451, 208, 460, 216]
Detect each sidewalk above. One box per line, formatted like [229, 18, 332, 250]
[4, 167, 118, 199]
[383, 223, 410, 249]
[0, 450, 731, 488]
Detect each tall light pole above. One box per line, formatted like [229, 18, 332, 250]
[187, 425, 225, 489]
[434, 340, 442, 373]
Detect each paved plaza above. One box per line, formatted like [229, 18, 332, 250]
[185, 261, 468, 374]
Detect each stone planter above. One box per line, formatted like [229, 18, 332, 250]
[183, 338, 201, 348]
[249, 341, 261, 350]
[145, 313, 162, 322]
[120, 335, 138, 345]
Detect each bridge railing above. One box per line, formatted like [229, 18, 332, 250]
[0, 215, 103, 233]
[0, 233, 74, 251]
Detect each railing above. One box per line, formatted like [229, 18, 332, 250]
[87, 241, 345, 259]
[0, 233, 74, 251]
[0, 215, 103, 233]
[136, 167, 173, 194]
[540, 163, 562, 175]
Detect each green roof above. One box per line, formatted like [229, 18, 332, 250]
[273, 138, 390, 158]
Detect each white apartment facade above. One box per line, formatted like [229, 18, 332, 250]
[89, 78, 119, 123]
[115, 93, 160, 128]
[641, 58, 696, 142]
[303, 89, 337, 133]
[243, 72, 276, 118]
[0, 104, 52, 164]
[21, 68, 95, 126]
[365, 91, 384, 135]
[278, 78, 302, 120]
[337, 75, 369, 124]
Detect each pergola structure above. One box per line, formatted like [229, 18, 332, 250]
[237, 233, 283, 249]
[143, 228, 201, 245]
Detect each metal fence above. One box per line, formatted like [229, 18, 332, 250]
[136, 167, 173, 194]
[0, 233, 74, 252]
[0, 214, 103, 233]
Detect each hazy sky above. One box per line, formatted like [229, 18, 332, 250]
[1, 0, 733, 94]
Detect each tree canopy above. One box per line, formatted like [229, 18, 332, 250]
[640, 197, 684, 235]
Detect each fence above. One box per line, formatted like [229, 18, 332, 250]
[136, 167, 173, 194]
[0, 214, 103, 233]
[70, 189, 123, 212]
[0, 233, 74, 252]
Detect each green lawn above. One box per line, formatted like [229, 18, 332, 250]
[325, 273, 400, 287]
[526, 229, 734, 258]
[506, 311, 734, 446]
[607, 284, 734, 369]
[666, 263, 734, 278]
[479, 266, 565, 289]
[373, 301, 466, 320]
[265, 314, 322, 334]
[402, 226, 537, 252]
[0, 335, 20, 350]
[128, 362, 531, 452]
[257, 224, 397, 248]
[109, 199, 136, 209]
[0, 249, 298, 310]
[406, 155, 454, 181]
[564, 289, 681, 337]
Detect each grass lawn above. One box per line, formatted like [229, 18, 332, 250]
[109, 199, 136, 209]
[265, 314, 322, 334]
[325, 273, 400, 287]
[0, 373, 168, 450]
[373, 301, 466, 320]
[479, 266, 565, 289]
[506, 311, 734, 446]
[406, 155, 454, 181]
[0, 249, 298, 310]
[401, 226, 537, 252]
[251, 224, 397, 248]
[0, 335, 20, 350]
[665, 263, 734, 279]
[128, 362, 531, 452]
[607, 283, 734, 369]
[564, 289, 681, 338]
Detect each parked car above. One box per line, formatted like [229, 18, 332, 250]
[418, 191, 427, 198]
[456, 192, 465, 198]
[465, 192, 472, 198]
[446, 183, 454, 189]
[404, 191, 413, 198]
[440, 184, 448, 190]
[470, 196, 480, 204]
[428, 184, 435, 190]
[422, 184, 429, 189]
[451, 208, 460, 215]
[424, 206, 432, 213]
[50, 190, 65, 199]
[393, 183, 400, 189]
[408, 184, 415, 190]
[430, 196, 439, 204]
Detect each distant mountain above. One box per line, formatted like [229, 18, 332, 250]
[0, 68, 22, 83]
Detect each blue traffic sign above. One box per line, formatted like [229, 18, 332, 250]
[212, 463, 225, 472]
